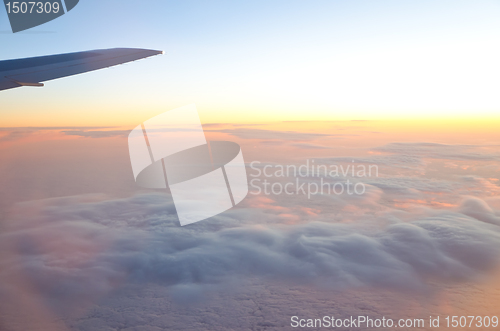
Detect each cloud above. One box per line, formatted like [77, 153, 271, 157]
[62, 130, 130, 138]
[459, 176, 500, 196]
[2, 127, 499, 330]
[0, 127, 119, 142]
[318, 154, 426, 171]
[459, 196, 500, 226]
[0, 127, 113, 131]
[1, 192, 500, 321]
[0, 130, 33, 142]
[202, 123, 263, 128]
[292, 143, 332, 149]
[374, 142, 500, 161]
[206, 128, 346, 141]
[258, 140, 285, 146]
[368, 177, 456, 194]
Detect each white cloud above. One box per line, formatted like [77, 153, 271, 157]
[1, 192, 499, 322]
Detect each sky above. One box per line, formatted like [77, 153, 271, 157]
[2, 0, 500, 126]
[1, 2, 500, 330]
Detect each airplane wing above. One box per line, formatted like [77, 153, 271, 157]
[0, 48, 163, 91]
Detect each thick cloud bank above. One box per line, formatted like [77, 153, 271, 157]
[1, 193, 499, 316]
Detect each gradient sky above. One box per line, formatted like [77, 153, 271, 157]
[2, 0, 500, 126]
[2, 3, 500, 329]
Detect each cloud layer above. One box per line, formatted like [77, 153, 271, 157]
[2, 192, 499, 322]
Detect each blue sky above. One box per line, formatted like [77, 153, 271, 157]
[2, 0, 500, 125]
